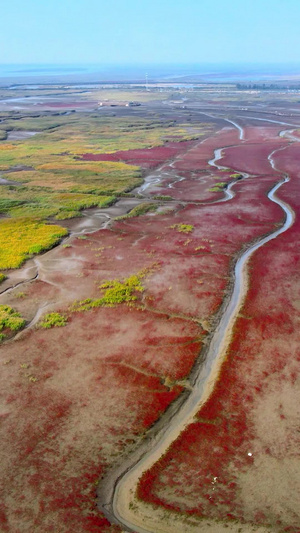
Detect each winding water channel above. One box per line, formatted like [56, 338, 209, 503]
[208, 146, 250, 202]
[97, 135, 295, 532]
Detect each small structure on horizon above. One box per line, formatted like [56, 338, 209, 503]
[99, 100, 141, 107]
[125, 101, 141, 107]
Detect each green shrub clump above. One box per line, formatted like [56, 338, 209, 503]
[170, 223, 194, 233]
[0, 305, 26, 340]
[71, 273, 145, 312]
[209, 182, 227, 192]
[116, 202, 157, 220]
[39, 312, 67, 329]
[152, 195, 173, 201]
[100, 275, 144, 304]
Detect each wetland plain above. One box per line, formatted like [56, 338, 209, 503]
[0, 81, 300, 533]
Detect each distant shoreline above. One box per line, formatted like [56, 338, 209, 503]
[1, 63, 300, 86]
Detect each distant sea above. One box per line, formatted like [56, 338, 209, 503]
[1, 63, 300, 85]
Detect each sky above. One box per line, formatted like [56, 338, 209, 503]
[1, 0, 300, 65]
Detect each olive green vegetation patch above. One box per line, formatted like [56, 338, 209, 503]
[0, 115, 207, 223]
[0, 130, 7, 141]
[0, 304, 26, 341]
[116, 202, 158, 220]
[170, 223, 194, 233]
[0, 187, 116, 220]
[71, 273, 145, 312]
[0, 111, 212, 270]
[39, 312, 67, 329]
[0, 198, 26, 212]
[209, 182, 227, 192]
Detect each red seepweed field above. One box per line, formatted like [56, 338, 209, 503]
[136, 124, 300, 532]
[81, 141, 195, 169]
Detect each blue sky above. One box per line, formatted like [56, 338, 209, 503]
[1, 0, 300, 65]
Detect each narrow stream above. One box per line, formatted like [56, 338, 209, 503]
[198, 111, 245, 141]
[208, 147, 250, 202]
[222, 118, 244, 140]
[237, 115, 300, 128]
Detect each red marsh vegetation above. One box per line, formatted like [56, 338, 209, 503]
[242, 125, 285, 143]
[137, 133, 300, 532]
[0, 124, 293, 531]
[81, 141, 194, 169]
[219, 140, 289, 175]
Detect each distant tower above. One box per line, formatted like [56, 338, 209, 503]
[146, 72, 149, 91]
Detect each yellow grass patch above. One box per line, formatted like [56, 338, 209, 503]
[0, 144, 15, 151]
[0, 218, 68, 269]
